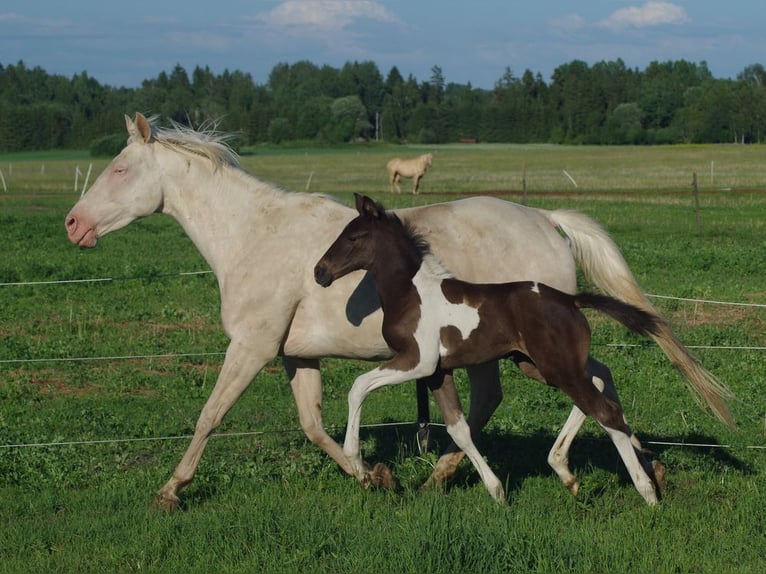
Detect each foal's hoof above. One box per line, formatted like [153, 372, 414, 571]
[652, 460, 667, 492]
[151, 492, 181, 512]
[565, 478, 580, 497]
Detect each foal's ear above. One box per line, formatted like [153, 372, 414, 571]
[355, 193, 382, 219]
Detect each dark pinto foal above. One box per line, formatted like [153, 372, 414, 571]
[314, 194, 663, 504]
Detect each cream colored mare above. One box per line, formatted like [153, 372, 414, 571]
[65, 113, 733, 509]
[387, 152, 433, 194]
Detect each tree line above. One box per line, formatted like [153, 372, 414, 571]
[1, 58, 765, 153]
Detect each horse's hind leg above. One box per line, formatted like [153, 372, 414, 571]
[285, 358, 355, 477]
[392, 172, 402, 194]
[426, 369, 505, 502]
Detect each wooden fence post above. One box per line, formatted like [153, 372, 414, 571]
[521, 161, 527, 205]
[692, 171, 701, 234]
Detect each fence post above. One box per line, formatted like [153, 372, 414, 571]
[521, 161, 527, 205]
[692, 171, 701, 234]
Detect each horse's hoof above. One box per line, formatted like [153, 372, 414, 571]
[367, 462, 396, 490]
[152, 492, 181, 512]
[652, 460, 667, 492]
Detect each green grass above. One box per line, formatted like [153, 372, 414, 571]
[1, 144, 765, 573]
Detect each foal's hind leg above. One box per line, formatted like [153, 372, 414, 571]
[560, 374, 659, 505]
[548, 357, 614, 495]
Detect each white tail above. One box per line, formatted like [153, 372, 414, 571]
[549, 209, 735, 427]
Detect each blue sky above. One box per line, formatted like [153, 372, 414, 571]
[1, 1, 763, 89]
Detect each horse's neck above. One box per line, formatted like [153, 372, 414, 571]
[159, 158, 276, 275]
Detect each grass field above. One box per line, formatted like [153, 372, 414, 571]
[1, 143, 765, 573]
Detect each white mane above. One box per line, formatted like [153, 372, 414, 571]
[147, 117, 240, 169]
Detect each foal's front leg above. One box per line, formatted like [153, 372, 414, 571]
[344, 362, 437, 482]
[426, 369, 505, 502]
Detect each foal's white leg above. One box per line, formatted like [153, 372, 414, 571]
[429, 362, 503, 485]
[154, 340, 275, 510]
[344, 367, 415, 477]
[547, 358, 621, 496]
[602, 426, 659, 505]
[582, 374, 658, 505]
[547, 404, 587, 496]
[429, 373, 505, 502]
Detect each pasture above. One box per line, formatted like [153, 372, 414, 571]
[1, 143, 765, 573]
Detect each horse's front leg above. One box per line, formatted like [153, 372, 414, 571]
[412, 174, 421, 194]
[285, 357, 355, 476]
[153, 340, 276, 510]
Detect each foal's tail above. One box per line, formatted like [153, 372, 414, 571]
[549, 209, 735, 427]
[575, 293, 660, 338]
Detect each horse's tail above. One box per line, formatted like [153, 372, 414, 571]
[549, 209, 735, 427]
[574, 292, 660, 338]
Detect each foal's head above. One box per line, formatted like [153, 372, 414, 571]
[314, 193, 425, 288]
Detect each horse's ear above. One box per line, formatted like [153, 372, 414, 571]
[135, 113, 153, 143]
[126, 113, 152, 144]
[356, 193, 381, 219]
[125, 114, 137, 139]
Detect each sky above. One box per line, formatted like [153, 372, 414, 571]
[1, 1, 764, 89]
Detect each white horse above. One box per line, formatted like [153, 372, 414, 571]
[387, 152, 433, 194]
[65, 113, 733, 509]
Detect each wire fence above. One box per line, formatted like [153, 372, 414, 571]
[2, 268, 765, 452]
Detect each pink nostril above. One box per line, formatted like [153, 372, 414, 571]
[65, 215, 77, 234]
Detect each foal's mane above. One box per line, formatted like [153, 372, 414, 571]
[383, 206, 453, 280]
[140, 116, 240, 169]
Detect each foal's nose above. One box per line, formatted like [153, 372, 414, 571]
[314, 264, 333, 288]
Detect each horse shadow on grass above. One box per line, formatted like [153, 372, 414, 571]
[353, 422, 754, 501]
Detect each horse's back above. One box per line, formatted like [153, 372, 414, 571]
[397, 198, 576, 292]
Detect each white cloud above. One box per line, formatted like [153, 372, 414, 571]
[549, 13, 587, 33]
[599, 2, 689, 31]
[253, 0, 399, 33]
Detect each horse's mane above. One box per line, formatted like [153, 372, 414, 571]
[142, 116, 240, 169]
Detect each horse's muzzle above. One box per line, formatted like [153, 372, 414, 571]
[314, 264, 334, 288]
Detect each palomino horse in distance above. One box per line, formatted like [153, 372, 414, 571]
[314, 194, 664, 503]
[64, 113, 733, 509]
[387, 152, 433, 194]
